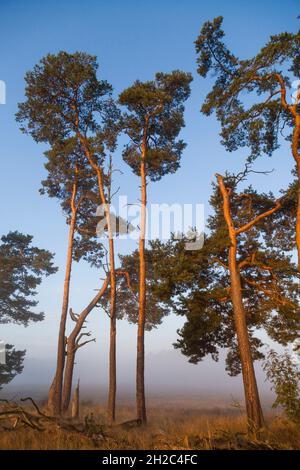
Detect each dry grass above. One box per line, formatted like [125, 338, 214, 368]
[0, 402, 299, 450]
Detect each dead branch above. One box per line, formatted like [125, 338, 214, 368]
[75, 332, 96, 350]
[0, 398, 105, 440]
[69, 307, 80, 322]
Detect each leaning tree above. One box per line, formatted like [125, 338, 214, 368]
[0, 231, 57, 389]
[195, 16, 300, 269]
[148, 173, 300, 433]
[119, 70, 192, 423]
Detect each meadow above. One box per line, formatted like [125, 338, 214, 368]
[0, 400, 299, 450]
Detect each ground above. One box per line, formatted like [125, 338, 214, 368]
[0, 401, 299, 450]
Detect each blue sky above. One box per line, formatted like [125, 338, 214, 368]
[0, 0, 299, 400]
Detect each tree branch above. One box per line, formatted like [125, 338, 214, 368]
[236, 199, 281, 234]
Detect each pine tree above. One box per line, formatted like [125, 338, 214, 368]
[0, 231, 56, 389]
[148, 173, 299, 433]
[16, 52, 121, 418]
[195, 17, 300, 269]
[119, 71, 192, 423]
[0, 231, 57, 324]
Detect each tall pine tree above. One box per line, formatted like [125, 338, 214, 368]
[119, 71, 192, 423]
[147, 174, 299, 433]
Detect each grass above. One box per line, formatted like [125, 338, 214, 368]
[0, 402, 299, 450]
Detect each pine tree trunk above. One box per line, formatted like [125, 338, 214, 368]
[217, 174, 264, 434]
[62, 343, 76, 414]
[47, 209, 77, 416]
[292, 117, 300, 272]
[295, 161, 300, 272]
[228, 243, 264, 433]
[107, 312, 117, 424]
[95, 172, 117, 425]
[105, 204, 117, 425]
[71, 380, 80, 420]
[77, 136, 117, 423]
[136, 142, 147, 424]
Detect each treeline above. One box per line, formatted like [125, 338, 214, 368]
[0, 16, 300, 435]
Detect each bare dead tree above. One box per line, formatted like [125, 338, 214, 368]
[62, 277, 109, 413]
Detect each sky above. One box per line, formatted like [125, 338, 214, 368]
[0, 0, 299, 403]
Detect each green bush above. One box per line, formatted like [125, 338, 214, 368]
[263, 349, 300, 427]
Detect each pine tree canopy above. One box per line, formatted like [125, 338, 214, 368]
[40, 137, 105, 268]
[0, 345, 26, 391]
[141, 174, 300, 376]
[195, 16, 300, 161]
[16, 51, 121, 162]
[119, 71, 193, 181]
[99, 248, 173, 330]
[0, 231, 57, 325]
